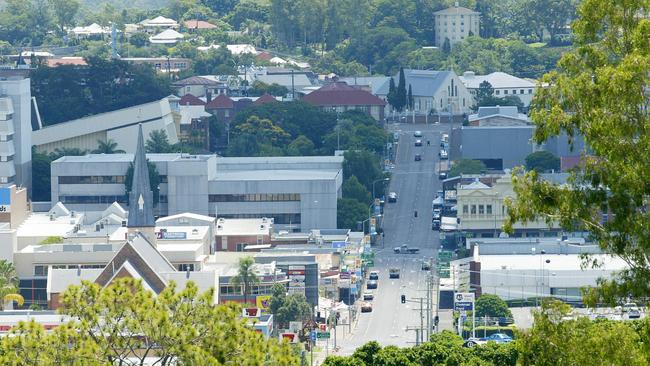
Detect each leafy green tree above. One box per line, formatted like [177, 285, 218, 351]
[248, 81, 289, 97]
[50, 147, 87, 159]
[228, 116, 291, 156]
[145, 129, 173, 153]
[49, 0, 80, 35]
[230, 256, 260, 305]
[475, 294, 513, 319]
[442, 37, 451, 54]
[276, 293, 311, 325]
[387, 77, 397, 110]
[504, 0, 650, 303]
[476, 80, 494, 101]
[91, 139, 126, 154]
[337, 198, 368, 230]
[31, 150, 53, 202]
[0, 260, 23, 310]
[342, 150, 383, 192]
[286, 135, 315, 156]
[449, 159, 487, 178]
[129, 32, 149, 47]
[525, 151, 560, 173]
[530, 0, 577, 43]
[407, 84, 413, 110]
[395, 67, 407, 112]
[342, 176, 372, 204]
[124, 159, 161, 205]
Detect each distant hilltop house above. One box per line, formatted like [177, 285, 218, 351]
[182, 19, 218, 31]
[69, 23, 112, 38]
[139, 16, 179, 31]
[149, 29, 185, 45]
[121, 57, 192, 73]
[459, 71, 538, 108]
[197, 44, 258, 56]
[434, 2, 480, 48]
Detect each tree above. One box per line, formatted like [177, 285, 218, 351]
[31, 150, 53, 202]
[525, 151, 560, 172]
[531, 0, 577, 43]
[129, 32, 149, 47]
[230, 256, 260, 305]
[145, 129, 173, 153]
[276, 293, 312, 325]
[286, 135, 315, 156]
[396, 67, 407, 112]
[442, 37, 451, 54]
[91, 139, 125, 154]
[124, 160, 161, 205]
[448, 159, 487, 178]
[342, 150, 383, 192]
[228, 116, 291, 156]
[342, 176, 372, 204]
[476, 80, 494, 101]
[407, 84, 413, 110]
[337, 198, 368, 231]
[504, 0, 650, 303]
[0, 260, 23, 310]
[49, 0, 80, 35]
[475, 294, 513, 319]
[387, 77, 397, 110]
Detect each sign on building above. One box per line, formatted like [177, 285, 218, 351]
[0, 188, 10, 213]
[287, 265, 306, 295]
[156, 231, 187, 240]
[454, 292, 475, 311]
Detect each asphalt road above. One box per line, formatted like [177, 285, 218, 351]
[336, 122, 454, 354]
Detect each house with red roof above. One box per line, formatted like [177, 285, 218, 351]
[302, 82, 386, 121]
[253, 93, 278, 106]
[205, 94, 236, 123]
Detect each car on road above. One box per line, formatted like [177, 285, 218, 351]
[393, 132, 400, 141]
[388, 192, 398, 202]
[432, 208, 442, 220]
[414, 154, 422, 161]
[623, 302, 639, 312]
[431, 219, 441, 230]
[421, 260, 431, 271]
[363, 292, 374, 301]
[439, 150, 448, 159]
[464, 333, 513, 347]
[369, 271, 379, 280]
[439, 171, 447, 180]
[628, 309, 641, 319]
[415, 139, 422, 146]
[414, 131, 423, 137]
[394, 245, 420, 254]
[389, 267, 400, 279]
[361, 302, 373, 312]
[367, 280, 378, 289]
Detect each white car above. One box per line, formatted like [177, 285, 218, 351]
[439, 150, 448, 159]
[363, 292, 374, 301]
[414, 131, 423, 137]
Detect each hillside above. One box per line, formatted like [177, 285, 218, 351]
[79, 0, 169, 10]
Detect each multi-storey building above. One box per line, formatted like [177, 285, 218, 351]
[434, 2, 480, 48]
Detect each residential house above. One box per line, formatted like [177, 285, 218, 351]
[69, 23, 111, 38]
[177, 95, 211, 149]
[172, 76, 228, 97]
[149, 29, 185, 44]
[376, 69, 473, 115]
[140, 16, 179, 31]
[460, 71, 537, 108]
[302, 82, 386, 121]
[183, 19, 218, 31]
[434, 2, 480, 47]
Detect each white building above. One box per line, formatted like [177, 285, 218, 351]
[468, 106, 529, 126]
[0, 70, 32, 190]
[460, 71, 537, 108]
[149, 29, 184, 44]
[140, 16, 179, 29]
[434, 2, 480, 48]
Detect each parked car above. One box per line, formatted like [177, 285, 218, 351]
[414, 131, 423, 137]
[415, 139, 422, 146]
[439, 150, 448, 159]
[431, 219, 441, 230]
[421, 260, 431, 271]
[432, 208, 442, 220]
[361, 302, 373, 312]
[415, 154, 422, 161]
[363, 292, 374, 301]
[388, 192, 398, 202]
[369, 271, 379, 280]
[464, 333, 513, 347]
[393, 132, 400, 141]
[367, 280, 378, 289]
[623, 303, 639, 312]
[439, 172, 447, 180]
[628, 309, 641, 319]
[393, 245, 420, 254]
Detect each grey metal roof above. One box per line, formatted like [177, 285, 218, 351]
[375, 69, 452, 97]
[339, 76, 390, 95]
[127, 125, 155, 228]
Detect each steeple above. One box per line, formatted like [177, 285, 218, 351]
[127, 125, 154, 229]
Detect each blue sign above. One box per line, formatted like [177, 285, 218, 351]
[332, 241, 346, 249]
[454, 302, 474, 311]
[310, 331, 317, 342]
[350, 286, 358, 295]
[0, 188, 9, 205]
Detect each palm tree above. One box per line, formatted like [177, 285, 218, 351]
[230, 256, 260, 305]
[49, 147, 87, 160]
[0, 260, 23, 310]
[92, 139, 126, 154]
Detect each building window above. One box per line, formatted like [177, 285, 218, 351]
[520, 89, 525, 94]
[59, 195, 128, 204]
[0, 134, 12, 142]
[236, 243, 246, 252]
[0, 155, 13, 162]
[486, 205, 492, 215]
[471, 205, 476, 215]
[177, 263, 195, 271]
[504, 90, 508, 95]
[209, 194, 301, 202]
[34, 266, 48, 277]
[219, 285, 242, 295]
[58, 176, 126, 184]
[218, 213, 300, 225]
[479, 205, 484, 215]
[462, 205, 468, 214]
[159, 194, 168, 203]
[495, 90, 500, 95]
[159, 175, 168, 183]
[528, 89, 533, 94]
[512, 90, 517, 94]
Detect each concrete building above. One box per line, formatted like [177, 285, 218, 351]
[456, 174, 567, 237]
[215, 217, 273, 252]
[0, 70, 32, 190]
[375, 69, 473, 115]
[434, 3, 480, 48]
[32, 98, 178, 154]
[460, 71, 537, 108]
[51, 154, 343, 232]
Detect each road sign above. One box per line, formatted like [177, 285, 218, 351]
[310, 331, 317, 342]
[454, 292, 475, 311]
[316, 332, 330, 339]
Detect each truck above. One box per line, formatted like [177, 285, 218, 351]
[389, 267, 400, 279]
[393, 245, 420, 254]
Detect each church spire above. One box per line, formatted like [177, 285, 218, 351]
[127, 124, 154, 228]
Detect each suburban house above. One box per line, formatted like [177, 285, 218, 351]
[375, 69, 473, 115]
[434, 3, 480, 47]
[460, 71, 538, 108]
[149, 29, 185, 44]
[140, 16, 179, 31]
[173, 76, 229, 97]
[183, 19, 218, 31]
[302, 82, 386, 121]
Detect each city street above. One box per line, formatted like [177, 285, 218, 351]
[336, 122, 454, 355]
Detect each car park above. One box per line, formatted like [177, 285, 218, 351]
[388, 192, 398, 202]
[369, 271, 379, 280]
[415, 154, 422, 161]
[363, 292, 374, 301]
[361, 302, 373, 312]
[415, 139, 422, 146]
[414, 131, 423, 137]
[367, 280, 378, 289]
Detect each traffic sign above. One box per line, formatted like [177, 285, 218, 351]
[454, 292, 475, 311]
[310, 331, 317, 342]
[316, 332, 330, 339]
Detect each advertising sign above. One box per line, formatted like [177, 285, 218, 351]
[454, 292, 475, 311]
[0, 188, 10, 213]
[156, 231, 187, 240]
[256, 295, 272, 311]
[288, 265, 306, 295]
[280, 333, 298, 343]
[242, 308, 260, 318]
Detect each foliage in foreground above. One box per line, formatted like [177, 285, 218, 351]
[0, 278, 298, 366]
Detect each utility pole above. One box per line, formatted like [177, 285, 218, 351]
[420, 297, 424, 344]
[426, 274, 431, 339]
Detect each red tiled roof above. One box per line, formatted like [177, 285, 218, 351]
[183, 19, 218, 29]
[256, 51, 273, 61]
[46, 57, 88, 67]
[254, 93, 277, 105]
[172, 76, 221, 86]
[179, 94, 206, 106]
[302, 82, 386, 106]
[206, 93, 234, 109]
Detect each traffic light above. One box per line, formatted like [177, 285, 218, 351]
[434, 315, 439, 326]
[401, 294, 406, 303]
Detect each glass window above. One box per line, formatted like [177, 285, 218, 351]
[512, 90, 517, 94]
[495, 90, 500, 95]
[504, 90, 508, 94]
[471, 205, 476, 214]
[486, 205, 492, 215]
[479, 205, 484, 214]
[528, 89, 533, 94]
[462, 205, 468, 214]
[34, 266, 48, 277]
[520, 89, 525, 94]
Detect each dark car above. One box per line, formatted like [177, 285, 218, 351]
[439, 172, 448, 180]
[369, 271, 379, 280]
[367, 280, 378, 289]
[415, 154, 422, 161]
[421, 261, 431, 270]
[431, 219, 441, 230]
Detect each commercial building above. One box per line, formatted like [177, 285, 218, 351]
[460, 71, 537, 108]
[32, 98, 178, 154]
[51, 154, 343, 232]
[434, 3, 480, 48]
[0, 69, 32, 190]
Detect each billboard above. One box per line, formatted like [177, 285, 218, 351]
[156, 231, 187, 240]
[0, 187, 10, 213]
[256, 295, 272, 311]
